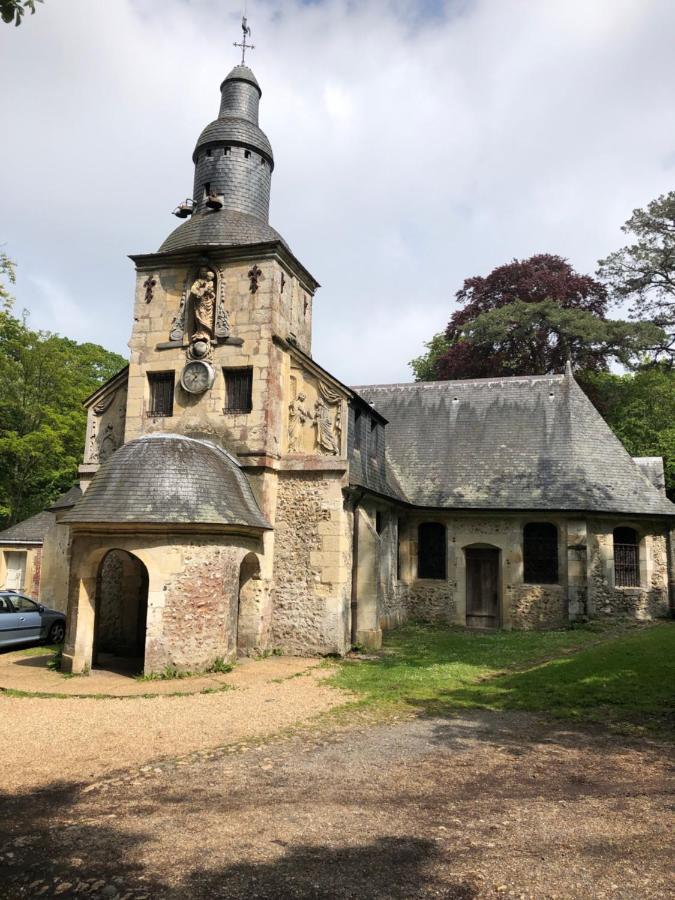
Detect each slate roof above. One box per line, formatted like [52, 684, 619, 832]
[48, 485, 82, 511]
[61, 434, 271, 529]
[633, 458, 666, 495]
[353, 373, 675, 517]
[194, 117, 273, 163]
[221, 65, 261, 93]
[159, 209, 288, 254]
[0, 510, 54, 544]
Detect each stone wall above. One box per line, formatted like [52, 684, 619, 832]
[39, 520, 72, 612]
[394, 581, 456, 625]
[153, 542, 247, 672]
[271, 471, 350, 655]
[509, 584, 567, 630]
[588, 529, 669, 620]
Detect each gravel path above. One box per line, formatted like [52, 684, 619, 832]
[0, 711, 672, 899]
[0, 657, 349, 792]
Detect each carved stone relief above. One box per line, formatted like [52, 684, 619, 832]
[287, 368, 343, 456]
[86, 383, 127, 464]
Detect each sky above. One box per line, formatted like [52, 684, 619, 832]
[1, 0, 674, 385]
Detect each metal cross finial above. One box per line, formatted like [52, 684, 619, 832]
[234, 16, 255, 65]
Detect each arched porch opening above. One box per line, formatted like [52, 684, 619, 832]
[237, 552, 261, 656]
[94, 549, 149, 675]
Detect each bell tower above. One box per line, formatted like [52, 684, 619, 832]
[123, 59, 320, 459]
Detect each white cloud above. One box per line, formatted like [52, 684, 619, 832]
[1, 0, 674, 385]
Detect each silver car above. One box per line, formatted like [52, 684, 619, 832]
[0, 591, 66, 647]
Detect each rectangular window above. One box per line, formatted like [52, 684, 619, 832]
[224, 367, 253, 413]
[353, 408, 362, 451]
[203, 181, 211, 198]
[148, 372, 174, 417]
[370, 419, 379, 458]
[418, 522, 446, 580]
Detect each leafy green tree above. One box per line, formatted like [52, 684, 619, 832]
[580, 366, 675, 499]
[412, 255, 662, 380]
[598, 191, 675, 364]
[0, 253, 16, 310]
[410, 332, 449, 381]
[0, 311, 126, 526]
[1, 0, 42, 26]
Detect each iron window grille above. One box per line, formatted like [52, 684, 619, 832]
[523, 522, 559, 584]
[613, 528, 639, 587]
[418, 522, 446, 580]
[224, 367, 253, 413]
[147, 372, 174, 417]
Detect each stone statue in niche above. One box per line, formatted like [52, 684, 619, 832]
[190, 268, 216, 344]
[314, 397, 339, 455]
[287, 392, 313, 453]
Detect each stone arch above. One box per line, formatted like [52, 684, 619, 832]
[94, 549, 149, 674]
[237, 552, 262, 655]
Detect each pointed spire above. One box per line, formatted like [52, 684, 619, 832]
[565, 359, 573, 378]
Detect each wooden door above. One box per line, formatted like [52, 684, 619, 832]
[4, 552, 26, 591]
[465, 548, 500, 629]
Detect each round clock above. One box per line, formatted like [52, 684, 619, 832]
[180, 360, 215, 395]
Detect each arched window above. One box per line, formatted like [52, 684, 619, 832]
[523, 522, 558, 584]
[418, 523, 446, 580]
[613, 527, 639, 587]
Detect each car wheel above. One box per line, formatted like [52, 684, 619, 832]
[48, 621, 65, 644]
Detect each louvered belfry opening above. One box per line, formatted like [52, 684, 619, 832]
[523, 522, 559, 584]
[418, 522, 447, 580]
[613, 527, 640, 587]
[224, 367, 253, 413]
[148, 372, 175, 417]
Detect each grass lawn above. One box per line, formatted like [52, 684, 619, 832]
[330, 621, 675, 736]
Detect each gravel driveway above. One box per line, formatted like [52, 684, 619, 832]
[0, 711, 672, 899]
[0, 657, 348, 791]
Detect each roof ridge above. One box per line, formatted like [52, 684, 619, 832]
[353, 374, 565, 391]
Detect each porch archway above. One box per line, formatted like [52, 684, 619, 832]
[94, 549, 149, 674]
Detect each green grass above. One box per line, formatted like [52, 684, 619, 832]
[329, 622, 675, 736]
[14, 643, 61, 657]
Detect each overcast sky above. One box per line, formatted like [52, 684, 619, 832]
[1, 0, 674, 384]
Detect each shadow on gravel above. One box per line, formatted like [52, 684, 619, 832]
[0, 782, 477, 899]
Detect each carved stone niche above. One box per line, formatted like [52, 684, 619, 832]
[169, 264, 231, 351]
[286, 366, 344, 456]
[85, 383, 128, 465]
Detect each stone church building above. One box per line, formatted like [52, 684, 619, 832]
[35, 62, 674, 675]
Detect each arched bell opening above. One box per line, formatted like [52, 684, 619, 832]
[94, 549, 149, 676]
[237, 552, 262, 656]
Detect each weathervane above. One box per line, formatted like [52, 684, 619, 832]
[234, 15, 255, 65]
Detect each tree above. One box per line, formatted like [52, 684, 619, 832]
[1, 0, 42, 25]
[580, 366, 675, 499]
[597, 191, 675, 364]
[0, 252, 16, 310]
[410, 332, 449, 381]
[415, 254, 661, 380]
[0, 310, 127, 526]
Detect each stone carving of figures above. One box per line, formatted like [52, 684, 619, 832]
[190, 268, 217, 342]
[288, 392, 313, 453]
[314, 397, 339, 455]
[98, 424, 118, 462]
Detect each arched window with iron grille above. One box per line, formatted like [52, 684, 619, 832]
[523, 522, 558, 584]
[613, 527, 639, 587]
[417, 523, 446, 580]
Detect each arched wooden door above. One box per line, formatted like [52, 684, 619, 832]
[465, 547, 500, 629]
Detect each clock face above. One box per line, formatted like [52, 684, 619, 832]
[181, 361, 214, 395]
